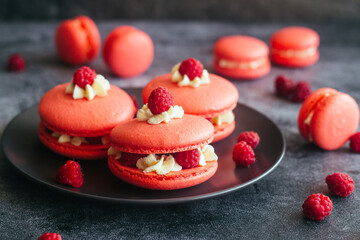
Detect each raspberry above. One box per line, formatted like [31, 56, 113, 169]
[73, 66, 96, 88]
[290, 81, 311, 102]
[130, 95, 138, 109]
[232, 141, 255, 167]
[147, 87, 175, 114]
[302, 193, 333, 221]
[175, 149, 200, 169]
[178, 58, 203, 80]
[7, 54, 26, 72]
[38, 232, 62, 240]
[275, 75, 295, 97]
[350, 132, 360, 153]
[326, 172, 354, 197]
[56, 160, 83, 188]
[237, 131, 260, 148]
[120, 152, 146, 167]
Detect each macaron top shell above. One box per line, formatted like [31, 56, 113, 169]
[39, 83, 136, 137]
[214, 35, 269, 61]
[142, 73, 239, 118]
[110, 115, 214, 154]
[271, 26, 319, 50]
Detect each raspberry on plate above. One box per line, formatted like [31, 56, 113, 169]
[275, 75, 295, 97]
[73, 66, 96, 88]
[147, 87, 175, 114]
[290, 81, 311, 102]
[326, 172, 354, 197]
[175, 149, 201, 169]
[7, 54, 26, 72]
[302, 193, 333, 221]
[120, 152, 147, 167]
[350, 132, 360, 153]
[237, 131, 260, 148]
[56, 160, 83, 188]
[38, 232, 62, 240]
[232, 141, 255, 167]
[179, 58, 203, 80]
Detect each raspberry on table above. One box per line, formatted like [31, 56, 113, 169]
[73, 66, 96, 88]
[178, 58, 203, 80]
[120, 152, 147, 167]
[147, 87, 175, 114]
[175, 149, 200, 169]
[7, 54, 26, 72]
[232, 141, 255, 167]
[237, 131, 260, 148]
[56, 160, 84, 188]
[326, 172, 354, 197]
[350, 132, 360, 153]
[38, 232, 62, 240]
[290, 81, 311, 102]
[302, 193, 333, 221]
[275, 75, 295, 97]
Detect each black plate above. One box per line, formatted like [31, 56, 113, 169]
[1, 88, 285, 204]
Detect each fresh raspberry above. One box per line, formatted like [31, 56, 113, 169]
[232, 141, 255, 167]
[56, 160, 83, 188]
[290, 81, 311, 102]
[73, 66, 96, 88]
[120, 152, 146, 167]
[275, 75, 295, 97]
[237, 131, 260, 148]
[326, 172, 354, 197]
[38, 232, 62, 240]
[350, 132, 360, 153]
[7, 54, 26, 72]
[178, 58, 203, 80]
[147, 87, 175, 114]
[302, 193, 333, 221]
[175, 149, 200, 169]
[130, 95, 138, 109]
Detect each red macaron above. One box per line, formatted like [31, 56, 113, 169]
[298, 88, 359, 150]
[55, 16, 101, 65]
[270, 26, 320, 67]
[103, 26, 154, 78]
[213, 35, 270, 79]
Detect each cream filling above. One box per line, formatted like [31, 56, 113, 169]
[171, 63, 210, 88]
[51, 131, 110, 146]
[65, 74, 111, 100]
[137, 104, 184, 124]
[210, 111, 235, 126]
[304, 111, 314, 141]
[271, 47, 317, 58]
[107, 144, 218, 175]
[217, 58, 267, 70]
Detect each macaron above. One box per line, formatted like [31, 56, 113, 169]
[298, 88, 359, 150]
[213, 35, 270, 79]
[270, 26, 320, 67]
[38, 67, 136, 159]
[142, 58, 239, 142]
[108, 87, 218, 190]
[55, 16, 101, 65]
[103, 26, 154, 78]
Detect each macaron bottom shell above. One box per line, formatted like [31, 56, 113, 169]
[213, 121, 236, 143]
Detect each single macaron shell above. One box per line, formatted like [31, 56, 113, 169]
[103, 26, 154, 78]
[213, 35, 270, 79]
[270, 26, 320, 67]
[55, 15, 101, 65]
[298, 88, 359, 150]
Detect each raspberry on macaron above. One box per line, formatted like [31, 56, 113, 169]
[147, 87, 175, 114]
[175, 149, 201, 169]
[178, 58, 204, 80]
[73, 66, 96, 88]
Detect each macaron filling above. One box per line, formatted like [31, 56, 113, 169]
[108, 144, 217, 175]
[171, 63, 210, 88]
[137, 103, 184, 124]
[210, 110, 235, 126]
[271, 47, 317, 58]
[216, 57, 268, 70]
[66, 74, 110, 100]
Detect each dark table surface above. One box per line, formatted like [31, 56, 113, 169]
[1, 21, 360, 239]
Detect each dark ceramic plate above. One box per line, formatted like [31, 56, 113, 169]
[1, 88, 285, 204]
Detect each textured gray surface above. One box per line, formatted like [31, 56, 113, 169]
[1, 21, 360, 239]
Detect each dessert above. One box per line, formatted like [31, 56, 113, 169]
[38, 66, 136, 159]
[142, 58, 239, 142]
[7, 53, 26, 72]
[108, 87, 218, 190]
[213, 35, 270, 79]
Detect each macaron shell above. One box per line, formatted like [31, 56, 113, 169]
[108, 155, 218, 190]
[213, 121, 236, 143]
[142, 73, 239, 118]
[103, 26, 154, 77]
[38, 123, 108, 159]
[271, 50, 319, 68]
[110, 115, 214, 154]
[39, 84, 136, 137]
[55, 16, 101, 65]
[270, 27, 320, 50]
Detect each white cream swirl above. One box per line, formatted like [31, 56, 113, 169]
[171, 63, 210, 88]
[210, 111, 235, 126]
[137, 103, 184, 124]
